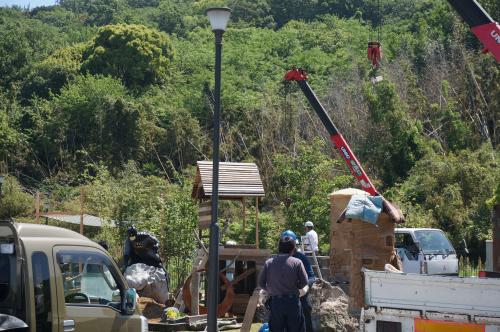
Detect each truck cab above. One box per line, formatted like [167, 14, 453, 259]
[395, 228, 458, 275]
[0, 221, 148, 332]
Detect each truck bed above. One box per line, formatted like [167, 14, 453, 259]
[363, 269, 500, 318]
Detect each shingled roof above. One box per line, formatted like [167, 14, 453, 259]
[192, 161, 265, 199]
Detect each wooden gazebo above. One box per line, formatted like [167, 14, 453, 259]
[192, 161, 265, 247]
[190, 161, 270, 316]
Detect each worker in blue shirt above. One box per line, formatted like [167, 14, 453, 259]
[281, 230, 316, 332]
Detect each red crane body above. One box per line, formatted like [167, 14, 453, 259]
[284, 68, 379, 196]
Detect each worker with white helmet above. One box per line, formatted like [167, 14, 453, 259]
[303, 221, 319, 254]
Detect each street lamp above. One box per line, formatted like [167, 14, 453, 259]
[206, 7, 230, 332]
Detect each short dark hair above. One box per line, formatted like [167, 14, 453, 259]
[278, 236, 296, 254]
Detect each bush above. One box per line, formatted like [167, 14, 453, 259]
[0, 176, 33, 220]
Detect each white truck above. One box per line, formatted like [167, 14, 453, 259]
[361, 269, 500, 331]
[395, 228, 458, 275]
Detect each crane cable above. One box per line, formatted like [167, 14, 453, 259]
[367, 0, 382, 67]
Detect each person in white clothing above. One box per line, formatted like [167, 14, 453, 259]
[303, 221, 318, 254]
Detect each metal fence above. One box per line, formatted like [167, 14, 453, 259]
[165, 254, 195, 292]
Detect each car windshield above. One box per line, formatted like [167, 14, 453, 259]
[414, 230, 455, 254]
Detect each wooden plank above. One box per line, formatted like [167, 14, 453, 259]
[199, 206, 211, 213]
[204, 188, 265, 192]
[242, 198, 246, 244]
[35, 192, 40, 224]
[219, 248, 271, 257]
[199, 220, 211, 229]
[241, 289, 260, 332]
[199, 214, 211, 222]
[255, 198, 259, 249]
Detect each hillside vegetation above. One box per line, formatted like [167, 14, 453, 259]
[0, 0, 498, 282]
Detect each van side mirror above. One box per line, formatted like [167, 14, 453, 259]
[122, 288, 137, 315]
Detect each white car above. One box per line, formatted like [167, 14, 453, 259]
[395, 228, 458, 275]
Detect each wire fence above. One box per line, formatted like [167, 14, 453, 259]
[458, 256, 484, 277]
[165, 254, 196, 293]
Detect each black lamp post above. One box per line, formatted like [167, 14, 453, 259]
[206, 7, 231, 332]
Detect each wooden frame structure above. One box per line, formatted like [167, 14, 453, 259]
[190, 161, 270, 316]
[192, 161, 265, 248]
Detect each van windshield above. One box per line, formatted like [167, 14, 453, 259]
[414, 230, 455, 255]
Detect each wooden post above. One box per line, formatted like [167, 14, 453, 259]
[79, 187, 84, 235]
[242, 197, 246, 244]
[255, 198, 259, 249]
[35, 192, 40, 224]
[493, 205, 500, 272]
[241, 289, 260, 332]
[191, 272, 200, 315]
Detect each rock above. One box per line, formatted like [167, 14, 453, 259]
[138, 297, 165, 320]
[125, 263, 169, 304]
[309, 280, 359, 332]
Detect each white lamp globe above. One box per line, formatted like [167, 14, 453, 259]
[206, 7, 231, 31]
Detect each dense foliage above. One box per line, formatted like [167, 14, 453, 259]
[0, 0, 498, 283]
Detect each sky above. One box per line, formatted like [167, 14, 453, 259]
[0, 0, 56, 8]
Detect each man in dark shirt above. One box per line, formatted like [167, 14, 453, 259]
[281, 230, 316, 332]
[259, 236, 308, 332]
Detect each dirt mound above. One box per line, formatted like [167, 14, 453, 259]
[309, 280, 358, 332]
[138, 297, 165, 320]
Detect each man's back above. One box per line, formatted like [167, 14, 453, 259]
[259, 254, 308, 296]
[293, 251, 315, 279]
[305, 229, 318, 252]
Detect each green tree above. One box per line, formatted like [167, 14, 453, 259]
[387, 144, 499, 258]
[363, 81, 428, 186]
[85, 163, 198, 287]
[271, 139, 353, 253]
[82, 24, 175, 87]
[0, 176, 33, 220]
[52, 75, 146, 169]
[21, 74, 149, 177]
[0, 10, 62, 91]
[59, 0, 120, 25]
[21, 43, 85, 100]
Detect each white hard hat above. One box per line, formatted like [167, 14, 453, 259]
[304, 221, 314, 227]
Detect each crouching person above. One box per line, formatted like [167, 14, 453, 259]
[259, 236, 309, 332]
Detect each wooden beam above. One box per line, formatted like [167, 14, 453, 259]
[220, 267, 256, 291]
[242, 197, 246, 244]
[79, 187, 84, 235]
[255, 197, 259, 249]
[35, 192, 40, 224]
[241, 289, 260, 332]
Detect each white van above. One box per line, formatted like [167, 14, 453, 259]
[394, 228, 458, 275]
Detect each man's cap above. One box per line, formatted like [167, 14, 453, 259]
[304, 221, 314, 227]
[280, 230, 297, 241]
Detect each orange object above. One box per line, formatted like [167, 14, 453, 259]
[414, 318, 485, 332]
[182, 269, 235, 317]
[367, 41, 382, 67]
